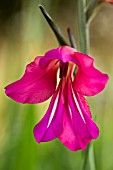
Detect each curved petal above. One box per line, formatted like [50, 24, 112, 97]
[5, 57, 58, 104]
[75, 92, 99, 139]
[59, 106, 82, 151]
[77, 93, 92, 118]
[59, 77, 99, 151]
[39, 46, 79, 68]
[33, 80, 64, 142]
[73, 52, 109, 96]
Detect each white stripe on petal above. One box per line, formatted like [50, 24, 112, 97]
[47, 91, 60, 128]
[71, 87, 86, 123]
[68, 105, 73, 120]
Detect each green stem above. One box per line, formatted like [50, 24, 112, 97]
[81, 143, 96, 170]
[85, 0, 100, 22]
[77, 0, 87, 54]
[89, 143, 96, 170]
[77, 0, 96, 170]
[82, 145, 90, 170]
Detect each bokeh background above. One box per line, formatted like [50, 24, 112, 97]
[0, 0, 113, 170]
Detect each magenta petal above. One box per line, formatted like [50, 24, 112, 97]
[59, 77, 99, 151]
[33, 81, 64, 142]
[5, 57, 58, 104]
[73, 52, 109, 96]
[59, 106, 82, 151]
[39, 46, 79, 68]
[74, 92, 99, 140]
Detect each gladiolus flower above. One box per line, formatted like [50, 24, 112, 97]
[5, 46, 109, 151]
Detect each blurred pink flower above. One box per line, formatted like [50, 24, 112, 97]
[106, 0, 113, 3]
[102, 0, 113, 3]
[5, 46, 109, 151]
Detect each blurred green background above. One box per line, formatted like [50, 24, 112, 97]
[0, 0, 113, 170]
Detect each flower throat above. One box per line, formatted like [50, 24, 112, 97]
[59, 62, 69, 78]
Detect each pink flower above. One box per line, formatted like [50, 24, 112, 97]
[5, 46, 109, 151]
[102, 0, 113, 3]
[106, 0, 113, 3]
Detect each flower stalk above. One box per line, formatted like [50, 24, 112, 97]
[77, 0, 96, 170]
[77, 0, 88, 54]
[85, 0, 100, 22]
